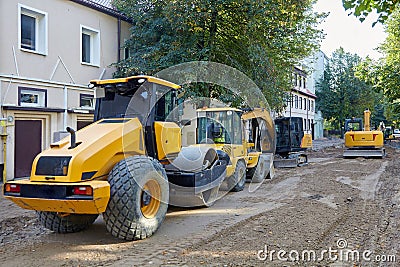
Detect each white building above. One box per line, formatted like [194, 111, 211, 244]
[282, 66, 316, 136]
[303, 50, 329, 139]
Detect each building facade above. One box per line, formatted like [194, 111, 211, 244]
[0, 0, 131, 180]
[282, 66, 317, 136]
[304, 50, 329, 139]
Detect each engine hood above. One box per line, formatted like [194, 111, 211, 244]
[30, 118, 144, 182]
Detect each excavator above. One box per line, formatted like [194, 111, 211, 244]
[343, 109, 385, 158]
[273, 117, 312, 168]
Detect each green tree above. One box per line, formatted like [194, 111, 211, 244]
[113, 0, 325, 111]
[316, 48, 377, 130]
[342, 0, 399, 25]
[355, 9, 400, 125]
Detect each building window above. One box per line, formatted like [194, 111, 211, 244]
[295, 95, 298, 109]
[81, 26, 100, 66]
[303, 77, 306, 88]
[80, 94, 94, 109]
[308, 99, 311, 111]
[293, 74, 297, 87]
[299, 97, 302, 109]
[311, 100, 314, 112]
[298, 76, 302, 88]
[19, 87, 47, 107]
[304, 98, 307, 110]
[19, 4, 48, 55]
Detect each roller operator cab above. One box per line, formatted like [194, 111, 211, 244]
[343, 109, 385, 158]
[197, 108, 248, 192]
[196, 107, 275, 188]
[3, 76, 226, 240]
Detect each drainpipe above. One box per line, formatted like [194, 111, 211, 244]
[1, 120, 7, 183]
[117, 17, 121, 63]
[63, 85, 68, 130]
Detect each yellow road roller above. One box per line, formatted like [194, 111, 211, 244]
[3, 76, 227, 240]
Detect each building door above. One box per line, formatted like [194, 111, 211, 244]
[14, 120, 42, 178]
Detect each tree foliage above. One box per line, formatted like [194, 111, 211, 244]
[342, 0, 399, 25]
[356, 8, 400, 125]
[112, 0, 325, 110]
[316, 48, 379, 129]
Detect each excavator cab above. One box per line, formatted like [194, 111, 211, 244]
[273, 117, 310, 168]
[344, 118, 363, 132]
[275, 117, 306, 155]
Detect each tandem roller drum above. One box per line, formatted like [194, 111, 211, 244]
[166, 146, 226, 207]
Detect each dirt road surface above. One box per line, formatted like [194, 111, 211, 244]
[1, 139, 399, 266]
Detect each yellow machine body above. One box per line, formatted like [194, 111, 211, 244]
[3, 76, 183, 214]
[3, 75, 231, 240]
[196, 107, 248, 177]
[196, 107, 276, 184]
[4, 118, 146, 213]
[246, 151, 261, 169]
[343, 109, 385, 158]
[32, 118, 145, 183]
[214, 143, 247, 177]
[344, 130, 384, 148]
[4, 180, 110, 214]
[154, 121, 182, 161]
[344, 109, 384, 149]
[301, 133, 313, 149]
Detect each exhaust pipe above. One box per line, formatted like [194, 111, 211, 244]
[66, 127, 77, 149]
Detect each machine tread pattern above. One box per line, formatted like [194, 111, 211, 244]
[37, 212, 98, 233]
[103, 155, 169, 241]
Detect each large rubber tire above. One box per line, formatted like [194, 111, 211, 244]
[247, 158, 266, 183]
[37, 211, 98, 233]
[103, 155, 169, 241]
[228, 160, 246, 192]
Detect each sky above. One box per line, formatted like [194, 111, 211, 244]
[313, 0, 388, 60]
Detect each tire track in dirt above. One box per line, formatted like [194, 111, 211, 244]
[1, 146, 398, 266]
